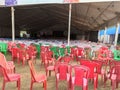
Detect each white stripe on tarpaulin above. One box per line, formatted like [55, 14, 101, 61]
[2, 0, 120, 6]
[80, 0, 120, 3]
[0, 0, 5, 5]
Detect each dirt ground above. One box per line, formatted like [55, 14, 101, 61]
[0, 53, 120, 90]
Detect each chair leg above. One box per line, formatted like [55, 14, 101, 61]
[46, 70, 48, 77]
[2, 80, 5, 90]
[112, 80, 116, 90]
[49, 71, 51, 76]
[56, 80, 58, 90]
[67, 81, 70, 90]
[43, 80, 47, 90]
[71, 84, 74, 90]
[94, 76, 98, 90]
[116, 81, 118, 88]
[18, 78, 20, 90]
[104, 75, 107, 88]
[17, 80, 18, 87]
[30, 82, 33, 90]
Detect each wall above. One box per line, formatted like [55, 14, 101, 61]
[89, 31, 98, 42]
[0, 27, 20, 38]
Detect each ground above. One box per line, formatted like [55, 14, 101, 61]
[0, 53, 120, 90]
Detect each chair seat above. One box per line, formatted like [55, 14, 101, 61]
[7, 74, 20, 81]
[56, 73, 70, 81]
[72, 77, 88, 86]
[106, 73, 117, 80]
[35, 74, 46, 82]
[47, 66, 55, 70]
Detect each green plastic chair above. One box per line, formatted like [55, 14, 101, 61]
[0, 42, 8, 55]
[113, 50, 120, 61]
[50, 46, 59, 59]
[58, 47, 65, 57]
[66, 46, 71, 55]
[34, 44, 41, 58]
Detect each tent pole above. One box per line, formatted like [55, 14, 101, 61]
[11, 7, 15, 42]
[67, 4, 72, 46]
[114, 22, 119, 46]
[103, 26, 107, 43]
[98, 30, 100, 42]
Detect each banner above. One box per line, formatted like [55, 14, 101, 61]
[5, 0, 17, 6]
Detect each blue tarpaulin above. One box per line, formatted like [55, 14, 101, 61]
[99, 25, 120, 36]
[119, 26, 120, 34]
[99, 30, 104, 35]
[106, 26, 116, 35]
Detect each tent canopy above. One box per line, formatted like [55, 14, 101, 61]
[0, 1, 120, 32]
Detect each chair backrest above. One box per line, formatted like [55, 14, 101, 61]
[47, 51, 53, 59]
[110, 65, 120, 81]
[0, 65, 10, 81]
[41, 46, 50, 52]
[73, 65, 90, 86]
[28, 60, 37, 81]
[80, 60, 98, 78]
[58, 47, 65, 57]
[66, 46, 71, 54]
[76, 47, 84, 57]
[92, 60, 103, 74]
[55, 62, 71, 80]
[0, 52, 8, 68]
[18, 49, 27, 60]
[113, 50, 120, 60]
[100, 46, 108, 51]
[60, 56, 72, 63]
[12, 47, 19, 57]
[8, 42, 17, 52]
[50, 46, 58, 54]
[98, 47, 110, 59]
[35, 44, 40, 53]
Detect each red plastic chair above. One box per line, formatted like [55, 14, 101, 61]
[45, 60, 55, 77]
[41, 51, 55, 66]
[17, 49, 28, 66]
[0, 65, 20, 90]
[71, 65, 90, 90]
[76, 47, 84, 61]
[41, 46, 50, 52]
[28, 60, 47, 90]
[55, 62, 71, 90]
[70, 47, 84, 61]
[104, 65, 120, 90]
[80, 60, 98, 90]
[97, 47, 113, 67]
[26, 45, 37, 63]
[8, 42, 17, 52]
[0, 52, 15, 74]
[11, 47, 19, 61]
[92, 60, 105, 83]
[58, 56, 72, 64]
[19, 43, 26, 49]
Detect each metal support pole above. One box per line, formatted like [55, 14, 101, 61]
[114, 22, 119, 46]
[103, 27, 107, 43]
[67, 4, 72, 46]
[11, 7, 15, 42]
[98, 30, 101, 42]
